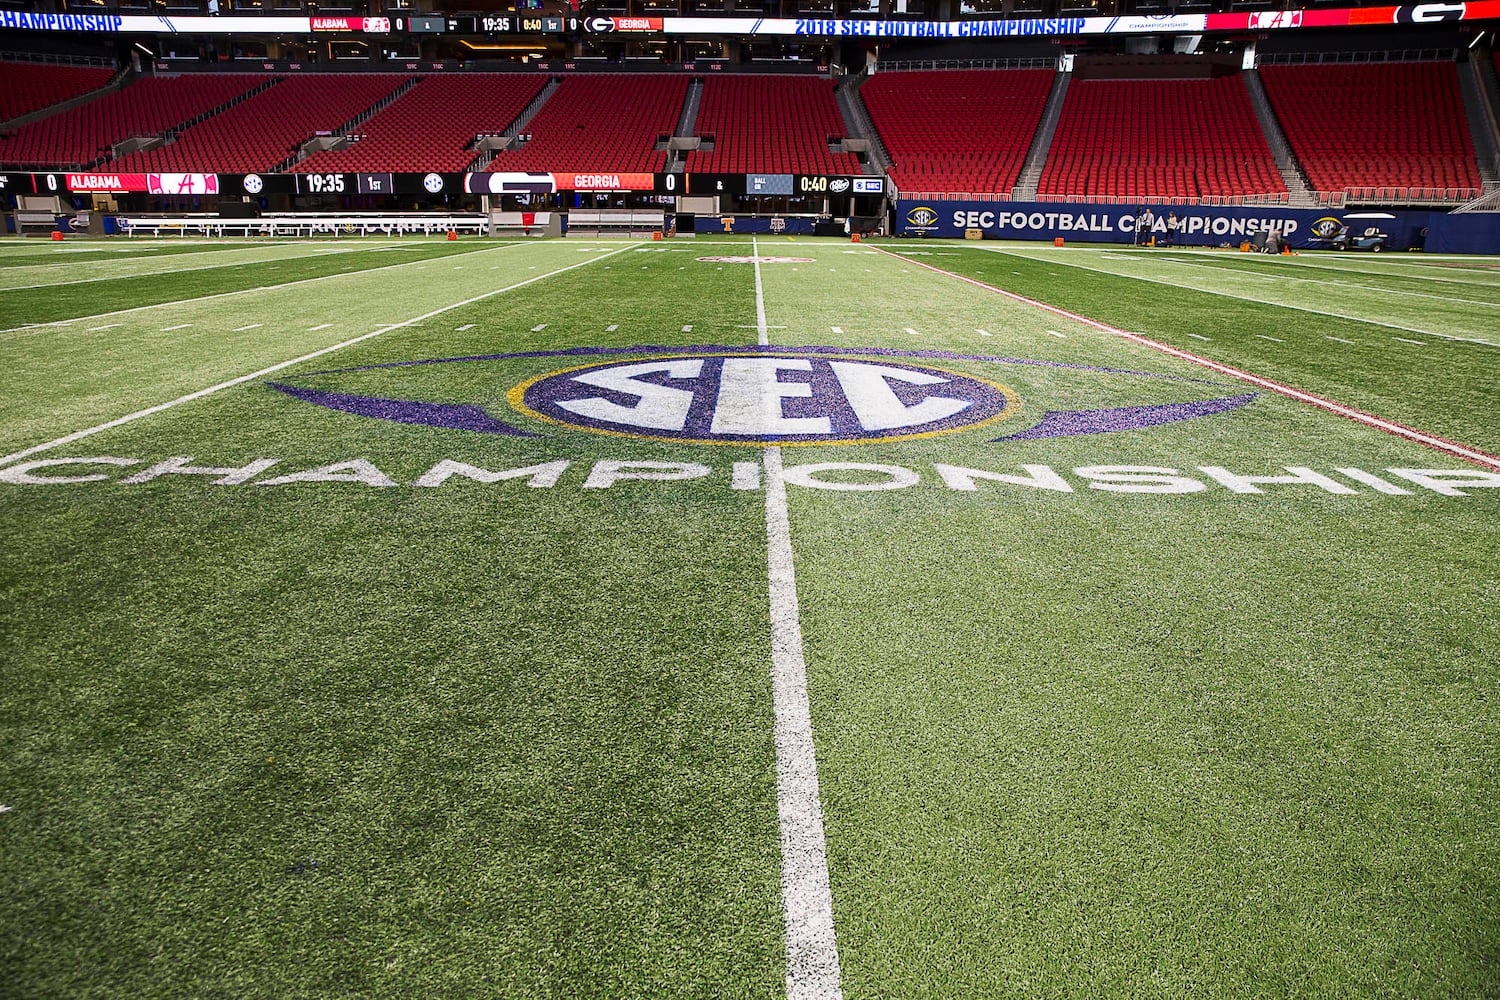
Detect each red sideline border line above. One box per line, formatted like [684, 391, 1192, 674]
[873, 246, 1500, 472]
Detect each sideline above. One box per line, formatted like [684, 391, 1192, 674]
[754, 236, 845, 1000]
[987, 247, 1495, 346]
[0, 241, 479, 292]
[0, 243, 638, 468]
[871, 245, 1500, 470]
[0, 241, 530, 335]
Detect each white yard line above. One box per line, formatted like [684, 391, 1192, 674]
[753, 238, 769, 348]
[754, 236, 844, 1000]
[1159, 257, 1500, 305]
[0, 244, 637, 469]
[0, 243, 525, 337]
[876, 246, 1500, 471]
[0, 242, 389, 291]
[992, 248, 1496, 346]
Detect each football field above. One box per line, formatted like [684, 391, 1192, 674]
[1, 235, 1497, 998]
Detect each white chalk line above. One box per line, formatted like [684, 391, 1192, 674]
[0, 244, 638, 469]
[877, 246, 1500, 471]
[755, 234, 844, 1000]
[992, 247, 1495, 346]
[0, 241, 531, 337]
[1160, 256, 1500, 304]
[0, 241, 395, 292]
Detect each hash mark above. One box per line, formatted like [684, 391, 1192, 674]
[531, 324, 547, 332]
[234, 324, 263, 332]
[161, 324, 192, 331]
[1045, 330, 1066, 339]
[976, 329, 992, 336]
[1326, 336, 1355, 344]
[904, 328, 919, 335]
[456, 324, 474, 332]
[605, 324, 618, 332]
[307, 323, 332, 331]
[831, 326, 843, 334]
[1256, 335, 1283, 342]
[1394, 337, 1426, 345]
[1188, 333, 1212, 341]
[682, 324, 694, 332]
[87, 324, 121, 332]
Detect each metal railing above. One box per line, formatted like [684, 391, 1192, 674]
[881, 58, 1056, 73]
[1258, 49, 1459, 66]
[0, 50, 116, 69]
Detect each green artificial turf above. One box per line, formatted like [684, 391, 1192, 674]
[1, 236, 1496, 998]
[0, 240, 498, 328]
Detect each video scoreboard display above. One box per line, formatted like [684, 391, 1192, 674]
[291, 172, 461, 196]
[652, 174, 881, 197]
[442, 14, 571, 34]
[1, 169, 880, 198]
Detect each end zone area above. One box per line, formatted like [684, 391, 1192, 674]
[1, 237, 1496, 998]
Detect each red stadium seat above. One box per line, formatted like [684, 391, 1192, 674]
[862, 68, 1053, 195]
[1037, 76, 1286, 201]
[1259, 61, 1481, 195]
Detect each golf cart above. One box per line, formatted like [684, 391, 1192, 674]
[1309, 212, 1394, 252]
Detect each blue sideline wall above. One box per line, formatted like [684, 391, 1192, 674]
[895, 199, 1500, 253]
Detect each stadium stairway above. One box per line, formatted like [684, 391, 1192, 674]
[1457, 52, 1500, 191]
[1259, 60, 1481, 199]
[0, 60, 126, 133]
[471, 77, 559, 171]
[842, 71, 893, 177]
[97, 75, 274, 170]
[834, 71, 886, 176]
[1012, 67, 1070, 200]
[661, 78, 703, 174]
[1241, 67, 1316, 206]
[278, 75, 421, 171]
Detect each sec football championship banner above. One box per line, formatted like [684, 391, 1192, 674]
[894, 199, 1445, 251]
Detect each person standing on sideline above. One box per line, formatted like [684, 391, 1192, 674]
[1141, 205, 1156, 246]
[1166, 211, 1180, 247]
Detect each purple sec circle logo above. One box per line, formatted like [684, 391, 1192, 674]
[511, 353, 1019, 445]
[266, 345, 1257, 445]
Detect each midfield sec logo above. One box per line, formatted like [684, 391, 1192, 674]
[266, 345, 1258, 446]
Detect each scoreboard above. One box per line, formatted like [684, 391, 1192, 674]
[0, 170, 884, 198]
[443, 14, 573, 34]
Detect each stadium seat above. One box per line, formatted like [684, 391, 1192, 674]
[1037, 75, 1286, 201]
[861, 68, 1053, 195]
[1259, 61, 1481, 196]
